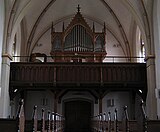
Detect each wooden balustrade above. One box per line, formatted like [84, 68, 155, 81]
[10, 62, 146, 86]
[10, 63, 147, 102]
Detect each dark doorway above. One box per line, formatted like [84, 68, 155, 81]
[64, 100, 92, 132]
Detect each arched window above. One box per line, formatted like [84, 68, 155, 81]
[140, 35, 145, 58]
[11, 35, 16, 62]
[136, 26, 145, 63]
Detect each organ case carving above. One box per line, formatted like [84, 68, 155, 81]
[50, 6, 107, 62]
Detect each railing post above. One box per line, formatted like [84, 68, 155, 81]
[60, 115, 62, 132]
[51, 112, 54, 132]
[114, 109, 118, 132]
[41, 108, 45, 132]
[102, 113, 106, 132]
[16, 99, 25, 132]
[57, 113, 59, 132]
[54, 113, 57, 132]
[123, 106, 129, 132]
[47, 111, 51, 132]
[96, 115, 99, 131]
[98, 113, 102, 132]
[108, 112, 111, 132]
[141, 100, 148, 132]
[32, 105, 37, 132]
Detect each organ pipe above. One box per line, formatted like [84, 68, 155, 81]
[55, 24, 104, 53]
[51, 7, 106, 63]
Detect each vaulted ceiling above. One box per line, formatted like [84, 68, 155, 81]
[5, 0, 153, 58]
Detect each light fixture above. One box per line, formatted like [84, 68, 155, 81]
[14, 89, 18, 92]
[139, 89, 142, 93]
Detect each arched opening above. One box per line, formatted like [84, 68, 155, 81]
[135, 26, 145, 63]
[64, 100, 92, 132]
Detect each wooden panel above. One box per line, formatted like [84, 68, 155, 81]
[147, 120, 160, 132]
[10, 62, 147, 90]
[0, 119, 17, 132]
[64, 100, 91, 132]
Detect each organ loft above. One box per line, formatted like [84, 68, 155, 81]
[50, 5, 107, 62]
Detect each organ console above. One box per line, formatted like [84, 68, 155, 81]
[50, 5, 107, 62]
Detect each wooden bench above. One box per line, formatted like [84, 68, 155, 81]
[0, 99, 65, 132]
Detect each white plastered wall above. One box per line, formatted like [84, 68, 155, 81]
[102, 92, 131, 121]
[25, 91, 54, 120]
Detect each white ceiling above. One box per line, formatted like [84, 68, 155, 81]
[6, 0, 153, 57]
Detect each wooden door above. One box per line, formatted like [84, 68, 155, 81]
[64, 100, 91, 132]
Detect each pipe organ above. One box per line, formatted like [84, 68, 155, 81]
[50, 6, 107, 62]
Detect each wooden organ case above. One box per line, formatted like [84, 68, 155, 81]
[50, 6, 107, 62]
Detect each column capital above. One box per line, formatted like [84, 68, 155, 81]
[2, 53, 13, 61]
[2, 53, 12, 65]
[145, 54, 155, 61]
[145, 55, 155, 67]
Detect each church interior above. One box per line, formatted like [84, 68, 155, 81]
[0, 0, 160, 131]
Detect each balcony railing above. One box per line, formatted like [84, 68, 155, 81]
[11, 55, 145, 63]
[9, 62, 147, 101]
[10, 62, 146, 87]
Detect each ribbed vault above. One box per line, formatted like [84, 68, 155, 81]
[4, 0, 154, 59]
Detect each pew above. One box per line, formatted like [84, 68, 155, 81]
[0, 99, 25, 132]
[91, 106, 138, 132]
[25, 108, 65, 132]
[141, 100, 160, 132]
[0, 119, 17, 132]
[0, 99, 65, 132]
[91, 102, 160, 132]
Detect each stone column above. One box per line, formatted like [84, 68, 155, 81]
[0, 54, 12, 118]
[153, 0, 160, 119]
[145, 55, 157, 119]
[155, 50, 160, 119]
[0, 0, 5, 118]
